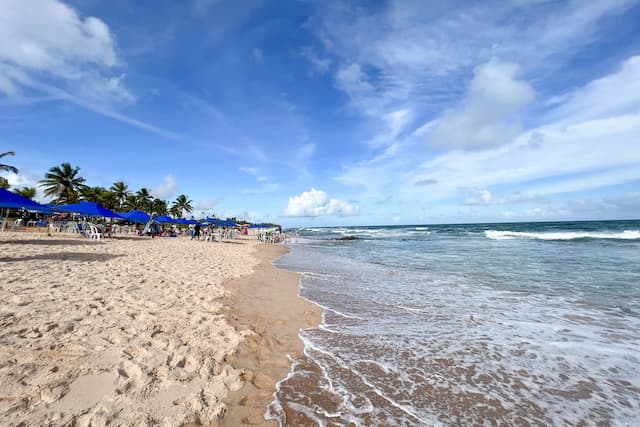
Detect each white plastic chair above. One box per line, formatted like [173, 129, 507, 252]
[89, 224, 103, 240]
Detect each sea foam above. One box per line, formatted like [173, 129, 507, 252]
[485, 229, 640, 240]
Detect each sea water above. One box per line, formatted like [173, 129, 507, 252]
[267, 220, 640, 426]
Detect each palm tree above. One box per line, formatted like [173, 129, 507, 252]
[110, 181, 130, 209]
[135, 188, 154, 213]
[16, 187, 36, 199]
[80, 186, 106, 203]
[124, 194, 140, 210]
[101, 191, 120, 211]
[152, 199, 168, 216]
[0, 151, 18, 174]
[39, 163, 87, 204]
[172, 194, 193, 217]
[169, 205, 182, 218]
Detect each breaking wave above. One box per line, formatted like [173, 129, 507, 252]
[485, 230, 640, 240]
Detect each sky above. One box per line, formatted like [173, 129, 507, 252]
[1, 0, 639, 227]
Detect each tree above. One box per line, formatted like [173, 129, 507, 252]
[172, 194, 193, 217]
[124, 194, 140, 210]
[0, 177, 9, 189]
[169, 204, 182, 218]
[152, 199, 168, 216]
[101, 191, 120, 211]
[135, 188, 154, 213]
[39, 163, 87, 204]
[16, 187, 36, 200]
[80, 186, 106, 203]
[0, 151, 18, 174]
[110, 181, 130, 209]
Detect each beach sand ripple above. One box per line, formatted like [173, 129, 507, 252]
[0, 232, 259, 426]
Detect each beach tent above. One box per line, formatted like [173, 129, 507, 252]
[153, 215, 177, 224]
[0, 188, 52, 212]
[119, 210, 150, 224]
[248, 223, 268, 228]
[56, 201, 123, 218]
[184, 219, 198, 225]
[206, 217, 223, 226]
[0, 188, 54, 231]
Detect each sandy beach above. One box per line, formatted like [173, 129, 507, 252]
[0, 232, 317, 426]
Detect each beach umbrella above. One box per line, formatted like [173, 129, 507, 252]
[206, 217, 223, 226]
[119, 210, 150, 224]
[248, 223, 268, 228]
[0, 188, 52, 212]
[55, 201, 123, 218]
[154, 215, 177, 224]
[184, 219, 198, 225]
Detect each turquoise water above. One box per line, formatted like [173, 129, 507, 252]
[268, 220, 640, 426]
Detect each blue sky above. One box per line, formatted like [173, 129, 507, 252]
[1, 0, 639, 226]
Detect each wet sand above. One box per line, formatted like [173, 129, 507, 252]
[221, 244, 321, 426]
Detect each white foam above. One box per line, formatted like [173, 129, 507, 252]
[485, 229, 640, 240]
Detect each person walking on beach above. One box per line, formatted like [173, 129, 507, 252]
[194, 222, 201, 240]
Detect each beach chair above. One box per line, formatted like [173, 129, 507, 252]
[11, 219, 22, 231]
[89, 224, 103, 240]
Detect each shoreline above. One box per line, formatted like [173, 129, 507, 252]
[220, 243, 321, 426]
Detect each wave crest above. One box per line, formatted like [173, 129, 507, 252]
[485, 230, 640, 240]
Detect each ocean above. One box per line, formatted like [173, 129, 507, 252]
[266, 220, 640, 426]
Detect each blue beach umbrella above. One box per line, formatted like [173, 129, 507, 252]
[154, 215, 177, 224]
[55, 201, 123, 218]
[119, 210, 151, 224]
[0, 188, 52, 213]
[206, 217, 223, 226]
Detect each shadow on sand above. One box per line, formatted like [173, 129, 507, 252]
[0, 239, 103, 246]
[0, 252, 125, 263]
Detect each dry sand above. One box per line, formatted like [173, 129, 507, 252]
[0, 231, 300, 426]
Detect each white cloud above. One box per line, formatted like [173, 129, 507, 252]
[239, 166, 270, 184]
[284, 188, 359, 217]
[241, 183, 279, 195]
[253, 48, 263, 62]
[430, 60, 535, 149]
[5, 171, 40, 191]
[463, 189, 492, 205]
[336, 55, 640, 209]
[0, 0, 180, 141]
[309, 0, 632, 154]
[300, 46, 331, 73]
[546, 55, 640, 124]
[193, 198, 219, 211]
[0, 0, 131, 103]
[152, 174, 178, 199]
[502, 206, 571, 220]
[603, 192, 640, 211]
[239, 166, 259, 176]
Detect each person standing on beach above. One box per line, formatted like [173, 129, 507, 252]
[194, 222, 201, 240]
